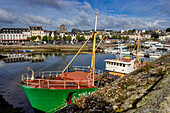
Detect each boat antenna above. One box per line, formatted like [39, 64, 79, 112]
[90, 13, 98, 86]
[134, 34, 140, 68]
[95, 13, 98, 32]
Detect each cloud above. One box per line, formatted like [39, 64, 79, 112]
[25, 0, 79, 11]
[162, 0, 170, 14]
[96, 15, 169, 30]
[19, 14, 58, 28]
[0, 8, 16, 23]
[0, 0, 169, 30]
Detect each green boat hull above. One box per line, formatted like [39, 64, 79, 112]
[19, 85, 97, 112]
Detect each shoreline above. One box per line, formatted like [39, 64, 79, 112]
[0, 43, 135, 52]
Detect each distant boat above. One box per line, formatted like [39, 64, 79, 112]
[149, 53, 161, 59]
[150, 43, 167, 51]
[13, 50, 33, 53]
[105, 37, 147, 77]
[114, 44, 127, 49]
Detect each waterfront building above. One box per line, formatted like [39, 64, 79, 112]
[60, 25, 67, 33]
[92, 29, 105, 35]
[71, 28, 81, 33]
[44, 30, 50, 37]
[28, 26, 44, 38]
[0, 28, 30, 43]
[50, 31, 55, 38]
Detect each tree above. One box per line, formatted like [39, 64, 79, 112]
[76, 35, 80, 41]
[30, 36, 36, 41]
[151, 33, 159, 39]
[36, 35, 41, 39]
[166, 28, 170, 32]
[67, 35, 72, 42]
[53, 35, 58, 41]
[48, 36, 52, 41]
[125, 36, 129, 40]
[96, 36, 100, 40]
[152, 38, 158, 41]
[58, 36, 62, 41]
[42, 35, 48, 41]
[106, 35, 110, 39]
[112, 35, 118, 39]
[80, 36, 85, 41]
[121, 36, 129, 40]
[132, 29, 136, 33]
[63, 35, 67, 42]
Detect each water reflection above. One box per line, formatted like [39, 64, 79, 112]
[0, 52, 154, 113]
[0, 52, 116, 113]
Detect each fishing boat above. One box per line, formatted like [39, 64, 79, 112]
[18, 14, 104, 112]
[104, 47, 119, 54]
[149, 53, 162, 59]
[105, 38, 146, 77]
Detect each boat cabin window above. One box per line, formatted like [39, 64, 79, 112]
[114, 62, 116, 65]
[120, 63, 122, 66]
[123, 64, 125, 67]
[117, 63, 119, 66]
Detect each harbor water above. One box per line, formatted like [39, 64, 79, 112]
[0, 52, 119, 113]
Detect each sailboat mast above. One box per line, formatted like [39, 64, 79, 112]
[91, 13, 98, 87]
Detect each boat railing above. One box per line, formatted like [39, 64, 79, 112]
[66, 66, 90, 72]
[23, 78, 92, 89]
[21, 73, 29, 81]
[21, 66, 103, 88]
[37, 66, 103, 78]
[38, 71, 63, 78]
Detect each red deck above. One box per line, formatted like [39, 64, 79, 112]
[62, 71, 90, 80]
[24, 71, 99, 89]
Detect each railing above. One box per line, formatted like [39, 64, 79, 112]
[21, 66, 103, 89]
[22, 78, 92, 89]
[38, 66, 103, 78]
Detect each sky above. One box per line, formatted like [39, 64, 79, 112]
[0, 0, 169, 31]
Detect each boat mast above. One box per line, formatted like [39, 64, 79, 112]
[91, 13, 98, 87]
[135, 34, 139, 66]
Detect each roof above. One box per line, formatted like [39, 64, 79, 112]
[105, 58, 135, 64]
[29, 26, 43, 30]
[60, 24, 66, 26]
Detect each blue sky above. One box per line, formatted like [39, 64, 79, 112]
[0, 0, 169, 31]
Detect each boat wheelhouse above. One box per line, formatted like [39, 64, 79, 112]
[105, 58, 135, 77]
